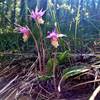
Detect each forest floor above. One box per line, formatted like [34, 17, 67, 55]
[0, 52, 100, 100]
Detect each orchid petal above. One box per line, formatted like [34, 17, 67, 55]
[46, 32, 57, 38]
[57, 34, 67, 37]
[35, 7, 38, 14]
[31, 10, 36, 19]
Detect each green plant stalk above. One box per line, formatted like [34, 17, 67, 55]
[74, 1, 80, 52]
[52, 5, 61, 34]
[35, 21, 45, 72]
[53, 49, 57, 91]
[48, 2, 63, 46]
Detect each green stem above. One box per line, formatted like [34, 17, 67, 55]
[53, 49, 57, 91]
[74, 1, 80, 53]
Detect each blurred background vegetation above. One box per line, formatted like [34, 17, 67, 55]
[0, 0, 100, 53]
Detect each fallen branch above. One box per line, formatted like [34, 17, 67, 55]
[0, 52, 36, 57]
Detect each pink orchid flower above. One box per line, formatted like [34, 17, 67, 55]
[18, 26, 30, 42]
[47, 28, 66, 48]
[30, 7, 46, 24]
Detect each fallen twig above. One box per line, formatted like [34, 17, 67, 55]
[0, 75, 18, 95]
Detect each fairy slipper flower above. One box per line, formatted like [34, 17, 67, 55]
[47, 28, 66, 48]
[18, 26, 30, 42]
[30, 7, 46, 24]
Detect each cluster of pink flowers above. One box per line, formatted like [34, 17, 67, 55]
[17, 7, 45, 42]
[17, 7, 66, 48]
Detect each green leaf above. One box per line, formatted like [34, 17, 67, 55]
[46, 58, 58, 75]
[62, 66, 89, 79]
[57, 50, 70, 64]
[58, 66, 89, 92]
[39, 75, 53, 81]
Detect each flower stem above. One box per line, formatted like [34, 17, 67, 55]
[53, 49, 57, 91]
[27, 26, 42, 72]
[36, 21, 45, 72]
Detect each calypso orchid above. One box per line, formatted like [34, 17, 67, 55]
[18, 26, 30, 42]
[30, 7, 46, 24]
[47, 28, 66, 48]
